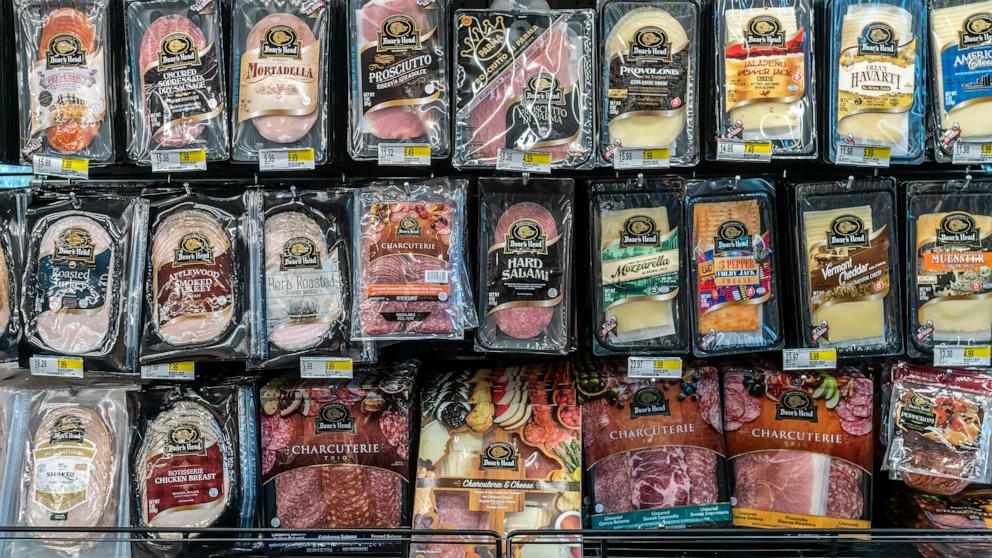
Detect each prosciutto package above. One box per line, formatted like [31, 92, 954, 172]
[0, 191, 27, 364]
[20, 192, 149, 374]
[13, 0, 116, 165]
[124, 0, 229, 165]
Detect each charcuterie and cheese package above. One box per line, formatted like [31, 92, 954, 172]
[13, 0, 117, 165]
[0, 190, 27, 365]
[578, 358, 730, 528]
[724, 365, 874, 528]
[685, 178, 783, 357]
[905, 178, 992, 357]
[826, 0, 927, 164]
[352, 178, 473, 341]
[124, 0, 230, 165]
[791, 178, 903, 357]
[599, 0, 700, 167]
[231, 0, 329, 164]
[347, 0, 450, 161]
[452, 3, 596, 170]
[140, 189, 256, 364]
[476, 177, 575, 355]
[590, 178, 688, 355]
[20, 191, 149, 374]
[714, 0, 817, 158]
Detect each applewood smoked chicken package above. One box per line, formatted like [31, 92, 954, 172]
[724, 365, 874, 528]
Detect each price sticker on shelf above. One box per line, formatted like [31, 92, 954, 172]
[378, 143, 431, 166]
[715, 140, 772, 163]
[627, 356, 683, 379]
[259, 148, 315, 172]
[613, 147, 670, 170]
[29, 356, 84, 378]
[783, 348, 837, 371]
[141, 361, 196, 381]
[151, 148, 207, 173]
[952, 142, 992, 165]
[934, 345, 992, 367]
[300, 357, 354, 379]
[496, 148, 552, 174]
[835, 144, 891, 168]
[32, 155, 89, 179]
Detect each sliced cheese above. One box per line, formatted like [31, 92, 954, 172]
[931, 1, 992, 141]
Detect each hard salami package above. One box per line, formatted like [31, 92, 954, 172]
[124, 0, 230, 165]
[231, 0, 329, 163]
[791, 178, 902, 357]
[476, 177, 574, 354]
[724, 365, 874, 528]
[13, 0, 117, 165]
[20, 191, 150, 374]
[590, 178, 688, 355]
[0, 190, 27, 365]
[685, 178, 783, 357]
[452, 3, 596, 170]
[347, 0, 449, 160]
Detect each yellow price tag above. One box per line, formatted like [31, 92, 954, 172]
[983, 144, 992, 156]
[60, 158, 88, 173]
[862, 146, 890, 159]
[326, 360, 353, 372]
[179, 149, 206, 164]
[58, 358, 83, 370]
[522, 152, 551, 165]
[744, 142, 772, 155]
[404, 145, 431, 158]
[654, 359, 680, 370]
[965, 346, 992, 359]
[643, 148, 669, 160]
[288, 149, 314, 162]
[168, 361, 196, 372]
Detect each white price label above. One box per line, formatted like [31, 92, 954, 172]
[151, 148, 207, 173]
[716, 140, 773, 162]
[378, 144, 431, 166]
[32, 155, 89, 179]
[952, 142, 992, 165]
[613, 147, 670, 170]
[259, 148, 315, 171]
[627, 356, 683, 379]
[835, 144, 891, 168]
[141, 361, 196, 381]
[934, 345, 992, 367]
[496, 148, 552, 174]
[783, 348, 838, 370]
[300, 357, 354, 379]
[29, 356, 84, 378]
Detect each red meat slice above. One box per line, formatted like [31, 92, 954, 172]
[826, 459, 864, 519]
[733, 451, 822, 515]
[139, 15, 207, 147]
[274, 468, 329, 528]
[592, 453, 633, 514]
[40, 8, 101, 153]
[366, 468, 403, 527]
[631, 447, 691, 509]
[685, 448, 719, 505]
[323, 464, 375, 527]
[434, 491, 488, 530]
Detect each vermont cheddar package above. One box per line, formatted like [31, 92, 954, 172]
[686, 178, 783, 357]
[791, 178, 903, 357]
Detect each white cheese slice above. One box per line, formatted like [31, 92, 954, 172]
[931, 1, 992, 142]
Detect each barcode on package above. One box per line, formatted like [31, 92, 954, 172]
[424, 270, 448, 284]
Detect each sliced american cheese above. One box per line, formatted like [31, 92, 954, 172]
[931, 1, 992, 141]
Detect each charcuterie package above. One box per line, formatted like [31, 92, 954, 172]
[124, 0, 229, 165]
[0, 190, 27, 365]
[13, 0, 117, 165]
[347, 0, 449, 160]
[20, 191, 149, 374]
[590, 178, 688, 355]
[476, 177, 574, 354]
[724, 365, 874, 528]
[231, 0, 329, 163]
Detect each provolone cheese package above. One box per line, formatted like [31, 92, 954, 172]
[827, 0, 927, 164]
[591, 178, 689, 355]
[792, 178, 903, 357]
[599, 0, 699, 167]
[715, 0, 817, 158]
[686, 178, 783, 357]
[906, 178, 992, 357]
[930, 0, 992, 161]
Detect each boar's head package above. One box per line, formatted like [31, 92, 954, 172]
[13, 0, 117, 165]
[124, 0, 230, 165]
[20, 191, 149, 374]
[0, 190, 27, 365]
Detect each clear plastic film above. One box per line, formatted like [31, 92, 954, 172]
[13, 0, 117, 165]
[0, 190, 27, 366]
[230, 0, 329, 163]
[124, 0, 230, 165]
[714, 0, 817, 158]
[600, 0, 699, 167]
[347, 0, 450, 160]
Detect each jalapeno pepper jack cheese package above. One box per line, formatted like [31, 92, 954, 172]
[791, 178, 903, 357]
[600, 1, 699, 166]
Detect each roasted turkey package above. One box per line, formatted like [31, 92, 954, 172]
[0, 190, 27, 365]
[124, 0, 230, 165]
[20, 191, 150, 374]
[13, 0, 117, 165]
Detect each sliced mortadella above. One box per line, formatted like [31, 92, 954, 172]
[39, 8, 101, 154]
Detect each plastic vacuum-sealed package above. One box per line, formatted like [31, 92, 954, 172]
[348, 0, 449, 160]
[792, 178, 903, 357]
[590, 177, 688, 355]
[20, 191, 149, 374]
[906, 178, 992, 357]
[13, 0, 116, 165]
[686, 178, 783, 357]
[827, 0, 927, 164]
[0, 191, 27, 365]
[476, 177, 574, 354]
[453, 3, 596, 170]
[715, 0, 817, 158]
[124, 0, 229, 165]
[231, 0, 329, 163]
